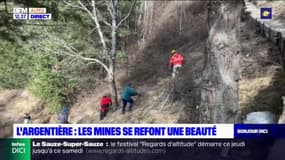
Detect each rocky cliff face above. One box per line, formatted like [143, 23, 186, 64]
[199, 1, 242, 123]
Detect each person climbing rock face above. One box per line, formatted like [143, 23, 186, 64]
[169, 49, 184, 78]
[121, 83, 139, 114]
[100, 94, 112, 120]
[58, 105, 69, 124]
[24, 113, 32, 124]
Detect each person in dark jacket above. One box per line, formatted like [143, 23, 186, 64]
[100, 95, 112, 120]
[121, 83, 138, 114]
[24, 113, 32, 124]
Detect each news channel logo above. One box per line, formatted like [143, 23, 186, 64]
[13, 8, 52, 20]
[260, 7, 272, 20]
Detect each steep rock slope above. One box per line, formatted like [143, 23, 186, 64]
[0, 1, 209, 137]
[68, 1, 208, 123]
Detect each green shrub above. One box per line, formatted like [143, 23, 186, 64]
[26, 52, 72, 113]
[0, 41, 33, 89]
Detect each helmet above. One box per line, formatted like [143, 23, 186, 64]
[171, 50, 176, 54]
[104, 93, 111, 98]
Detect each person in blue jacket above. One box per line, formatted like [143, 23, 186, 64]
[122, 83, 139, 114]
[58, 105, 69, 123]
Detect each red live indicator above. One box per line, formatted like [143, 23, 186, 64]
[29, 8, 46, 14]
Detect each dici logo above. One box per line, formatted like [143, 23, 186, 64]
[4, 139, 31, 160]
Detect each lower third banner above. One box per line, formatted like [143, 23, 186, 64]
[0, 138, 284, 160]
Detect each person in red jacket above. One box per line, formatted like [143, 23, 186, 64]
[169, 49, 184, 78]
[100, 95, 112, 120]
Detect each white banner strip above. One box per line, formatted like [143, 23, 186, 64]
[13, 124, 234, 139]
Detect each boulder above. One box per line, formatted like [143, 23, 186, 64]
[244, 111, 276, 124]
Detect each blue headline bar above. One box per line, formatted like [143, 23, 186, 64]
[234, 124, 285, 139]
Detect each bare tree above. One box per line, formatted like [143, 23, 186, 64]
[62, 0, 136, 106]
[199, 1, 242, 123]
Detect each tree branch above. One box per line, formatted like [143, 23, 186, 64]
[116, 0, 137, 28]
[107, 1, 114, 18]
[88, 27, 97, 35]
[95, 8, 112, 27]
[101, 20, 112, 27]
[45, 34, 110, 73]
[63, 0, 85, 10]
[78, 0, 95, 21]
[78, 0, 109, 54]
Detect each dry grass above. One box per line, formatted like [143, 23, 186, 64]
[239, 77, 272, 108]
